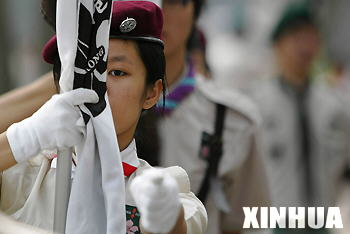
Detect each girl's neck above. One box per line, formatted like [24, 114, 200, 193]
[165, 47, 187, 88]
[117, 125, 137, 152]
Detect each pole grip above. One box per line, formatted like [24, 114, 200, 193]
[53, 148, 72, 234]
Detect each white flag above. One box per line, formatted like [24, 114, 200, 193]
[56, 0, 126, 233]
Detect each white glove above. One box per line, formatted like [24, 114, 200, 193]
[130, 168, 181, 234]
[6, 88, 99, 163]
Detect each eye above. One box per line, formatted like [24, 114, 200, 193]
[108, 70, 127, 77]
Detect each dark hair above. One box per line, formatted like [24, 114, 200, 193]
[167, 0, 204, 19]
[52, 57, 61, 92]
[133, 41, 166, 166]
[193, 0, 204, 20]
[135, 41, 167, 101]
[271, 3, 317, 42]
[41, 0, 57, 30]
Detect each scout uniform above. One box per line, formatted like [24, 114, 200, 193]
[247, 77, 350, 208]
[243, 3, 350, 209]
[0, 140, 207, 233]
[148, 62, 271, 233]
[1, 2, 207, 233]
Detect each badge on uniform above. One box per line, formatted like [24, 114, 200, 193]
[126, 205, 141, 234]
[198, 131, 231, 213]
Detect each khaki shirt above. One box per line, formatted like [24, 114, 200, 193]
[247, 78, 350, 207]
[158, 74, 271, 233]
[0, 141, 207, 233]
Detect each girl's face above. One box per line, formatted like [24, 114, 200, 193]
[275, 25, 320, 78]
[107, 39, 162, 150]
[162, 0, 194, 57]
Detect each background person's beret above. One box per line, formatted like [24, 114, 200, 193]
[271, 2, 315, 42]
[42, 0, 163, 64]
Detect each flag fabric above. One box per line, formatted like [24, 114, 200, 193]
[56, 0, 126, 233]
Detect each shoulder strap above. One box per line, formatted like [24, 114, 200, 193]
[197, 103, 227, 203]
[214, 104, 226, 137]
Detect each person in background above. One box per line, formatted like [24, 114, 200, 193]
[245, 2, 350, 234]
[137, 1, 270, 234]
[0, 2, 207, 233]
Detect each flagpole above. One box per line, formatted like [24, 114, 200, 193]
[54, 149, 72, 234]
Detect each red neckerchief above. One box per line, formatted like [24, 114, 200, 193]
[121, 139, 140, 177]
[122, 162, 137, 177]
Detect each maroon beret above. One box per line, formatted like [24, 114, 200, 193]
[42, 0, 163, 64]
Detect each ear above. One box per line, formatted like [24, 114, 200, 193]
[143, 79, 163, 110]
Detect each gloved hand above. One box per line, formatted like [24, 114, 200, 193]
[130, 168, 182, 234]
[6, 88, 99, 163]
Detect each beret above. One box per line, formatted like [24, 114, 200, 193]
[271, 2, 315, 42]
[42, 0, 163, 64]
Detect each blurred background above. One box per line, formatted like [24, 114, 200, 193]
[0, 0, 53, 94]
[198, 0, 350, 93]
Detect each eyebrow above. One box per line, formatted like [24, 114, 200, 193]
[108, 55, 133, 65]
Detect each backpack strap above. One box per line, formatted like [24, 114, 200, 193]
[197, 103, 226, 203]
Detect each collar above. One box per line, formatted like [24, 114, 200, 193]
[48, 140, 140, 177]
[155, 59, 195, 115]
[121, 139, 140, 177]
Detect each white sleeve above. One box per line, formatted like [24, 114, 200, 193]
[164, 166, 208, 234]
[180, 192, 208, 234]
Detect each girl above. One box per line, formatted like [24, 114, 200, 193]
[1, 0, 271, 233]
[0, 1, 207, 234]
